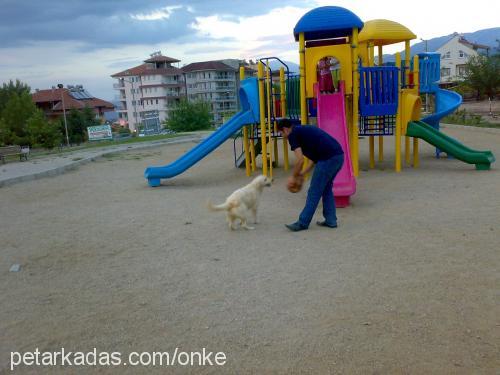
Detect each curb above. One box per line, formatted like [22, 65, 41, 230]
[441, 123, 500, 135]
[0, 135, 205, 188]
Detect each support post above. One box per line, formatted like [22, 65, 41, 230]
[265, 60, 274, 178]
[280, 67, 289, 170]
[413, 55, 420, 168]
[258, 62, 268, 176]
[299, 33, 307, 126]
[240, 67, 251, 176]
[378, 45, 384, 162]
[351, 28, 360, 176]
[395, 53, 402, 172]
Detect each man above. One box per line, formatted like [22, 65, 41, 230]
[277, 119, 344, 232]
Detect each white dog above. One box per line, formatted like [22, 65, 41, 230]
[208, 175, 272, 230]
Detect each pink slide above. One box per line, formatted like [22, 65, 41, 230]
[315, 82, 356, 207]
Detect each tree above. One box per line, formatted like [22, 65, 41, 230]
[27, 109, 62, 149]
[0, 79, 30, 115]
[464, 55, 500, 101]
[165, 99, 212, 132]
[63, 107, 98, 144]
[0, 92, 36, 145]
[0, 118, 13, 145]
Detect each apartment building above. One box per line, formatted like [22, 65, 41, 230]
[182, 61, 240, 125]
[437, 34, 490, 83]
[111, 52, 185, 132]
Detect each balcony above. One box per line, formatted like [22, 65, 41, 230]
[214, 96, 236, 102]
[213, 76, 234, 81]
[113, 83, 125, 89]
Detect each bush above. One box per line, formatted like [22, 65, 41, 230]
[449, 83, 476, 100]
[27, 110, 62, 149]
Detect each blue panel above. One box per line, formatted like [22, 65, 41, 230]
[294, 6, 363, 41]
[418, 53, 440, 94]
[359, 66, 399, 116]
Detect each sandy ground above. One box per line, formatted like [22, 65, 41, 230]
[1, 126, 499, 374]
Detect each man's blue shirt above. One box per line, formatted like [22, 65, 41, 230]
[287, 125, 344, 163]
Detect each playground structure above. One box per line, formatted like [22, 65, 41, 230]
[145, 6, 495, 202]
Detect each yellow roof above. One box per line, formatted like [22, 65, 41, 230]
[359, 19, 416, 46]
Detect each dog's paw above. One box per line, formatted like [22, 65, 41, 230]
[243, 225, 255, 230]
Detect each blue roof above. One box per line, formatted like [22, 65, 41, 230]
[294, 6, 363, 41]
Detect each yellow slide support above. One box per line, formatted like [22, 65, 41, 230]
[258, 62, 268, 176]
[280, 67, 289, 170]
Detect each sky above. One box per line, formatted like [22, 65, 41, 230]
[1, 0, 498, 101]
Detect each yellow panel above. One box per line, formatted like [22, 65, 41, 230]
[401, 90, 422, 134]
[358, 43, 369, 66]
[358, 19, 416, 46]
[304, 44, 353, 97]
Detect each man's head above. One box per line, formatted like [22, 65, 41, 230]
[277, 119, 294, 137]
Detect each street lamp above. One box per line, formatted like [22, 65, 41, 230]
[57, 84, 70, 147]
[120, 77, 139, 132]
[420, 38, 428, 52]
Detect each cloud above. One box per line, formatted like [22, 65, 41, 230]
[130, 5, 183, 21]
[0, 0, 313, 50]
[0, 0, 315, 100]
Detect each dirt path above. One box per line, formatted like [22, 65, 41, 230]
[1, 127, 499, 374]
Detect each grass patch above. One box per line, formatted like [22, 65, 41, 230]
[442, 109, 499, 129]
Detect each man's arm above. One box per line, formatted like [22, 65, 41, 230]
[293, 148, 314, 177]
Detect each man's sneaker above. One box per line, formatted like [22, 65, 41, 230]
[285, 222, 308, 232]
[316, 221, 338, 228]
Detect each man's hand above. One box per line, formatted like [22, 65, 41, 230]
[287, 175, 304, 193]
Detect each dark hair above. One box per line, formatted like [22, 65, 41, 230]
[276, 118, 293, 131]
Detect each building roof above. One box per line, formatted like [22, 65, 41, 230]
[182, 61, 236, 72]
[81, 98, 115, 109]
[111, 63, 183, 77]
[358, 19, 416, 46]
[32, 88, 114, 111]
[144, 55, 180, 63]
[294, 6, 363, 41]
[458, 36, 490, 51]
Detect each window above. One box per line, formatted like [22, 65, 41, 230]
[457, 65, 467, 76]
[440, 67, 451, 77]
[442, 51, 451, 59]
[156, 99, 159, 104]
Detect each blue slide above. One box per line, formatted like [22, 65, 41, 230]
[422, 88, 462, 128]
[144, 78, 260, 187]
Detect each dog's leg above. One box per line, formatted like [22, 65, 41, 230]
[227, 213, 236, 230]
[240, 218, 255, 230]
[251, 208, 258, 224]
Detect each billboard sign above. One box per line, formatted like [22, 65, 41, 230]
[87, 125, 112, 141]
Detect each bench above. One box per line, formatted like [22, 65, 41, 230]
[0, 145, 30, 163]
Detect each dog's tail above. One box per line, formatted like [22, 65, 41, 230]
[207, 200, 239, 212]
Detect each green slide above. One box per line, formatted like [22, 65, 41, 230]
[406, 121, 495, 170]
